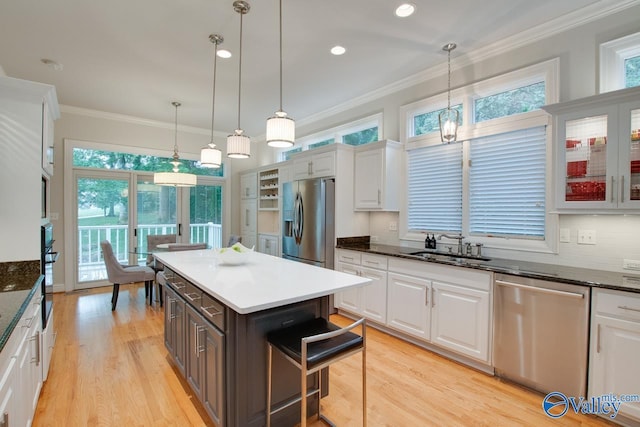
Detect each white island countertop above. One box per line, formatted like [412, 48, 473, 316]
[154, 249, 371, 314]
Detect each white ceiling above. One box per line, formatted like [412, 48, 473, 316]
[0, 0, 627, 138]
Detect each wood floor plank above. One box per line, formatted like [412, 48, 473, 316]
[34, 286, 616, 426]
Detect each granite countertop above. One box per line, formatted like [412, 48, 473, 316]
[0, 260, 42, 353]
[336, 238, 640, 294]
[155, 249, 371, 314]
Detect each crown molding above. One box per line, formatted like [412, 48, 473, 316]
[59, 104, 227, 137]
[297, 0, 640, 129]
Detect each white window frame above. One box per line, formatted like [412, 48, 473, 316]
[600, 31, 640, 93]
[277, 113, 383, 160]
[400, 59, 560, 254]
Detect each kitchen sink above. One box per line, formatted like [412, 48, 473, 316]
[407, 250, 491, 264]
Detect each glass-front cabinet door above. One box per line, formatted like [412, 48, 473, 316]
[556, 105, 618, 209]
[620, 102, 640, 207]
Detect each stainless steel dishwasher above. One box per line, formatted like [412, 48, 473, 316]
[493, 273, 590, 397]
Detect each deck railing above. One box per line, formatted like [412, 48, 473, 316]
[78, 222, 222, 281]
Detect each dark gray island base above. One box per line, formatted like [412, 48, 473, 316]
[163, 267, 329, 427]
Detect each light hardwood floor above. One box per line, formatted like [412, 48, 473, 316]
[34, 285, 615, 427]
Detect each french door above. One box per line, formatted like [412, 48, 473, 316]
[74, 170, 224, 289]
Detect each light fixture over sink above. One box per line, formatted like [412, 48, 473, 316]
[438, 42, 459, 143]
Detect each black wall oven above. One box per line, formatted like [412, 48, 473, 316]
[41, 223, 58, 327]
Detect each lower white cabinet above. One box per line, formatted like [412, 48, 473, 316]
[334, 250, 388, 324]
[589, 288, 640, 423]
[257, 234, 279, 256]
[41, 310, 55, 381]
[0, 290, 43, 427]
[430, 281, 490, 362]
[387, 272, 431, 340]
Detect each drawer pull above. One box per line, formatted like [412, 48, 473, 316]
[184, 292, 201, 302]
[202, 305, 223, 318]
[618, 305, 640, 313]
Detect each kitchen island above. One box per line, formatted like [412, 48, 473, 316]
[154, 249, 370, 427]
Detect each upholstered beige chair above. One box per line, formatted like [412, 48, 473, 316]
[101, 240, 155, 311]
[146, 234, 177, 271]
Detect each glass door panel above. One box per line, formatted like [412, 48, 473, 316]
[77, 176, 129, 284]
[564, 115, 608, 202]
[189, 184, 223, 249]
[629, 108, 640, 201]
[135, 178, 177, 265]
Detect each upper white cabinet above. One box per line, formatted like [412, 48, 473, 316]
[589, 288, 640, 423]
[240, 172, 257, 199]
[292, 151, 335, 179]
[543, 86, 640, 210]
[0, 76, 59, 262]
[354, 140, 402, 211]
[240, 199, 257, 249]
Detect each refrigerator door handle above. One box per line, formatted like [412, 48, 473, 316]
[298, 193, 304, 243]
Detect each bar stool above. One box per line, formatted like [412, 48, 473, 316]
[266, 317, 366, 427]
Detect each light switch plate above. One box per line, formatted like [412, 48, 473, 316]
[389, 221, 397, 231]
[577, 229, 596, 245]
[559, 228, 570, 243]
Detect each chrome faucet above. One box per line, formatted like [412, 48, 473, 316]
[437, 233, 464, 255]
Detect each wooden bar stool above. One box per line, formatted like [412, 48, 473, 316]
[266, 317, 366, 427]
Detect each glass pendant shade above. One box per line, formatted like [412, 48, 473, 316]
[227, 130, 251, 159]
[266, 111, 295, 147]
[200, 144, 222, 168]
[438, 108, 459, 143]
[154, 171, 197, 187]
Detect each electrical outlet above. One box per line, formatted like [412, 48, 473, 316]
[559, 228, 570, 243]
[577, 229, 596, 245]
[50, 212, 59, 221]
[370, 235, 379, 242]
[623, 259, 640, 271]
[389, 221, 397, 231]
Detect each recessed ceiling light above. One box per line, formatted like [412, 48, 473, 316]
[40, 58, 63, 71]
[330, 45, 346, 56]
[217, 49, 232, 59]
[395, 3, 416, 18]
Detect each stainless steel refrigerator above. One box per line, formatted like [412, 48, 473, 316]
[282, 178, 335, 269]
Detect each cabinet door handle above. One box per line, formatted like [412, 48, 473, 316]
[618, 305, 640, 313]
[308, 161, 313, 175]
[31, 331, 41, 365]
[245, 210, 249, 227]
[432, 288, 435, 308]
[610, 176, 615, 203]
[620, 175, 625, 203]
[377, 189, 381, 205]
[596, 323, 601, 354]
[197, 326, 206, 355]
[425, 287, 429, 306]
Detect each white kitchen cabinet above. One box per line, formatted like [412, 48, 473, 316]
[354, 140, 402, 211]
[334, 250, 388, 324]
[42, 98, 56, 177]
[240, 172, 257, 199]
[430, 281, 490, 362]
[41, 309, 56, 381]
[543, 86, 640, 210]
[0, 76, 59, 263]
[240, 199, 257, 250]
[257, 233, 279, 256]
[258, 168, 279, 211]
[292, 151, 335, 179]
[589, 288, 640, 423]
[0, 354, 14, 427]
[387, 272, 431, 341]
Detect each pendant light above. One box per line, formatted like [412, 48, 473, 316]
[227, 0, 251, 159]
[200, 34, 224, 168]
[265, 0, 295, 148]
[438, 43, 459, 143]
[154, 102, 197, 187]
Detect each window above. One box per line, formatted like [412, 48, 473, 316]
[469, 127, 546, 238]
[474, 81, 546, 123]
[413, 104, 462, 136]
[72, 148, 224, 176]
[401, 59, 557, 252]
[407, 143, 462, 232]
[600, 31, 640, 92]
[278, 113, 383, 161]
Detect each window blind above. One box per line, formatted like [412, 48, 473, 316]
[407, 143, 462, 232]
[469, 126, 546, 238]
